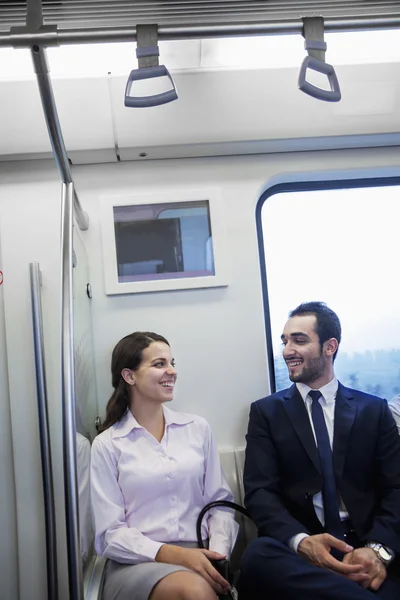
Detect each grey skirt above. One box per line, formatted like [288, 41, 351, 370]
[102, 542, 202, 600]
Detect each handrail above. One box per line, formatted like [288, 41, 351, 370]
[29, 262, 59, 600]
[30, 44, 89, 231]
[61, 181, 84, 600]
[2, 15, 400, 47]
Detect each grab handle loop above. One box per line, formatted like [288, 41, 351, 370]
[124, 24, 178, 108]
[298, 17, 341, 102]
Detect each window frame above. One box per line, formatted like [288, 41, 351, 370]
[256, 175, 400, 394]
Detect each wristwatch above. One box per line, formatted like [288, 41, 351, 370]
[366, 542, 395, 566]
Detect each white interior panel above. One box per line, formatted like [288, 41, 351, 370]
[0, 76, 115, 156]
[1, 148, 400, 599]
[1, 60, 400, 162]
[0, 80, 52, 154]
[73, 227, 99, 442]
[0, 227, 19, 600]
[68, 146, 400, 449]
[0, 163, 69, 600]
[54, 77, 115, 151]
[112, 63, 399, 155]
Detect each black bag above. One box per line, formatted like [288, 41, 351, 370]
[196, 500, 251, 600]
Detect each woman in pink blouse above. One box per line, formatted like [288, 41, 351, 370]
[91, 331, 238, 600]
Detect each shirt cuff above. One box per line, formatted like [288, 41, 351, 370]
[138, 538, 165, 562]
[208, 518, 239, 557]
[287, 533, 310, 553]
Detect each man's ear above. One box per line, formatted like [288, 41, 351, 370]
[324, 338, 338, 359]
[121, 368, 135, 386]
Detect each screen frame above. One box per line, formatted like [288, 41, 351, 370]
[100, 189, 229, 295]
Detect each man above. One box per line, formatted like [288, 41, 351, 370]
[238, 302, 400, 600]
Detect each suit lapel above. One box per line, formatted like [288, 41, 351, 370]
[283, 385, 320, 473]
[333, 384, 357, 481]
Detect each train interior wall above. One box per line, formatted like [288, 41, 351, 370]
[0, 219, 19, 600]
[1, 145, 400, 599]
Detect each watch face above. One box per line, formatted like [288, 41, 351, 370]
[379, 547, 392, 561]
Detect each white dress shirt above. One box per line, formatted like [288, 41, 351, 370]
[288, 378, 349, 552]
[389, 394, 400, 434]
[91, 405, 238, 564]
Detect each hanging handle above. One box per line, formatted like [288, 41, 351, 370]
[124, 65, 178, 108]
[298, 55, 341, 102]
[124, 24, 178, 108]
[298, 17, 341, 102]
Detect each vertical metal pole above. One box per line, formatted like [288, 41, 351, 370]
[61, 181, 83, 600]
[30, 262, 59, 600]
[30, 44, 89, 231]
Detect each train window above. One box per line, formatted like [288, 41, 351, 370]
[100, 190, 228, 294]
[258, 180, 400, 398]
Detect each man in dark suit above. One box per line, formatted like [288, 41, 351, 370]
[238, 302, 400, 599]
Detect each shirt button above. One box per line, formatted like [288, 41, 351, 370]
[168, 472, 173, 478]
[171, 496, 176, 501]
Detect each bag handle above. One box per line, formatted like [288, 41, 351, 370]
[196, 501, 250, 600]
[196, 500, 250, 549]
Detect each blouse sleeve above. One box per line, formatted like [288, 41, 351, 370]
[203, 422, 239, 556]
[91, 437, 163, 564]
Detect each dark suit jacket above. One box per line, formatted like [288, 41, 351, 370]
[244, 383, 400, 553]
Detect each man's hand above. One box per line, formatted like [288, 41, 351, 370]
[298, 534, 369, 585]
[155, 545, 231, 595]
[343, 547, 387, 591]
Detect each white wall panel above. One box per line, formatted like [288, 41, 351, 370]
[70, 147, 400, 448]
[0, 76, 115, 156]
[0, 80, 52, 154]
[112, 63, 399, 154]
[0, 148, 399, 600]
[0, 162, 69, 600]
[54, 78, 115, 152]
[1, 61, 400, 162]
[0, 226, 19, 600]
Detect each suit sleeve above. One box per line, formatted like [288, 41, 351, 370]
[363, 399, 400, 552]
[244, 401, 310, 543]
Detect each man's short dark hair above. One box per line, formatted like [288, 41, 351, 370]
[289, 301, 342, 361]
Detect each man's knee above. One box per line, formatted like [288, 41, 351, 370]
[241, 537, 288, 567]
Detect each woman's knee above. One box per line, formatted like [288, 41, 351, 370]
[149, 570, 217, 600]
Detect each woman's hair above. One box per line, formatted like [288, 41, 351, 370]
[98, 331, 170, 433]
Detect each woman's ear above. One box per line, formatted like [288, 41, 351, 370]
[121, 368, 135, 386]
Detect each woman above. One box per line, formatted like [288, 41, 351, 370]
[91, 332, 238, 600]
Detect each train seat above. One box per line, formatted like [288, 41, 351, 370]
[234, 447, 258, 545]
[85, 447, 251, 600]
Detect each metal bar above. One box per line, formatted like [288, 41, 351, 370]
[27, 0, 43, 30]
[23, 0, 400, 18]
[60, 181, 84, 600]
[3, 15, 400, 47]
[30, 45, 89, 230]
[29, 262, 59, 600]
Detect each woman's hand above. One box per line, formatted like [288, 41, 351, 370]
[155, 545, 231, 595]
